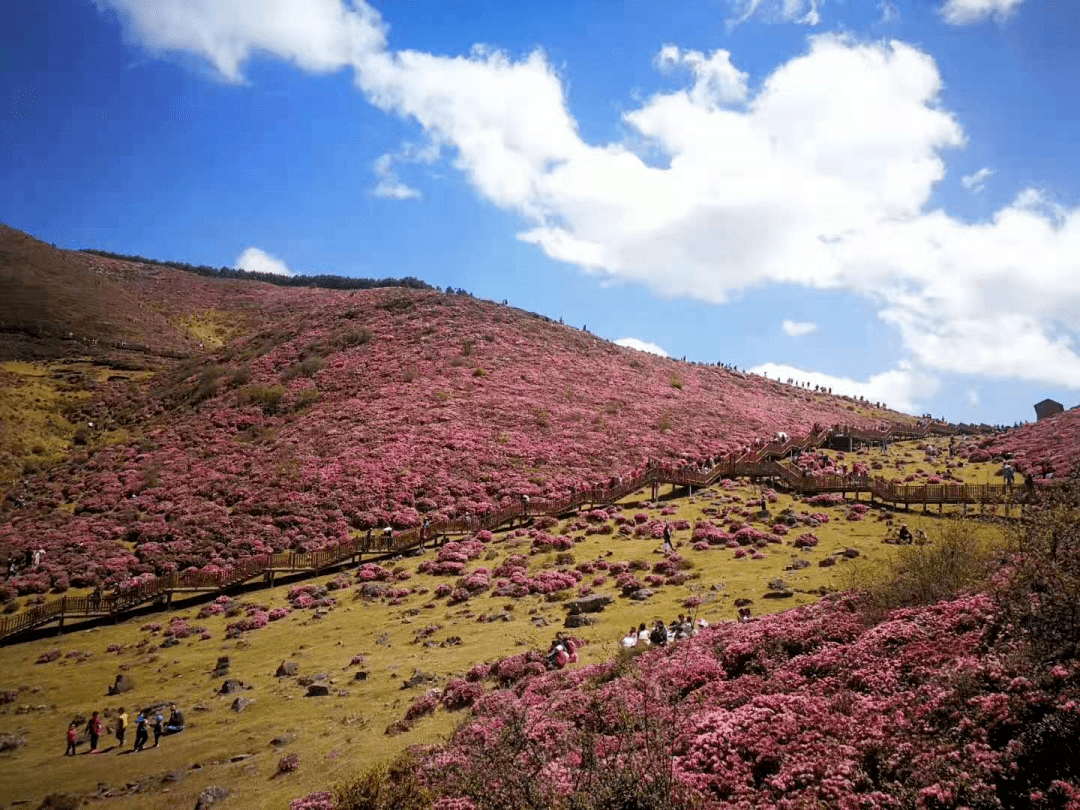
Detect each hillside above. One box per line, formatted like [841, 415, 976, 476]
[980, 408, 1080, 479]
[1, 275, 915, 597]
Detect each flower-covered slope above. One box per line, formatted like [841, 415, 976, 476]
[391, 593, 1080, 810]
[4, 285, 907, 593]
[980, 408, 1080, 479]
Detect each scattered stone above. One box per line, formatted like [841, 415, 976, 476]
[218, 679, 246, 695]
[275, 661, 298, 678]
[192, 703, 211, 712]
[353, 671, 369, 681]
[160, 637, 179, 649]
[786, 559, 811, 571]
[628, 588, 653, 602]
[565, 594, 613, 615]
[211, 657, 230, 677]
[762, 590, 795, 599]
[297, 674, 327, 687]
[841, 548, 861, 559]
[733, 598, 754, 607]
[375, 633, 391, 647]
[35, 794, 81, 810]
[401, 671, 434, 690]
[530, 616, 549, 628]
[335, 689, 350, 697]
[0, 731, 26, 752]
[194, 786, 229, 810]
[441, 635, 464, 645]
[767, 579, 789, 591]
[108, 674, 135, 695]
[818, 557, 837, 568]
[229, 754, 252, 763]
[305, 684, 330, 697]
[270, 732, 296, 748]
[230, 698, 254, 713]
[563, 614, 594, 628]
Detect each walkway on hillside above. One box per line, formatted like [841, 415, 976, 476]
[0, 420, 1022, 643]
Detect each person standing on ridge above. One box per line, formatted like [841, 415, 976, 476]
[86, 711, 103, 754]
[115, 707, 128, 748]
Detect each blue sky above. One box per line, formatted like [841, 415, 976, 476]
[3, 0, 1079, 425]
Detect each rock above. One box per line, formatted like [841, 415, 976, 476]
[0, 731, 26, 752]
[841, 548, 861, 559]
[270, 732, 296, 748]
[194, 786, 229, 809]
[108, 674, 135, 695]
[218, 679, 245, 695]
[767, 579, 789, 591]
[35, 794, 81, 810]
[353, 671, 369, 681]
[275, 661, 298, 678]
[786, 559, 811, 571]
[212, 657, 230, 676]
[818, 556, 837, 568]
[192, 703, 211, 712]
[229, 754, 252, 763]
[230, 698, 254, 712]
[565, 594, 613, 615]
[305, 684, 330, 697]
[160, 637, 179, 648]
[297, 673, 327, 687]
[628, 588, 653, 602]
[762, 590, 795, 599]
[733, 598, 754, 607]
[530, 616, 549, 628]
[401, 671, 434, 690]
[563, 614, 594, 628]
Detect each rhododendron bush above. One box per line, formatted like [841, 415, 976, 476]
[381, 594, 1080, 809]
[1, 288, 908, 593]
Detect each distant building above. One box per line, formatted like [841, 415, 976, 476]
[1034, 398, 1064, 421]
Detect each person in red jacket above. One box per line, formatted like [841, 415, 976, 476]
[86, 711, 103, 753]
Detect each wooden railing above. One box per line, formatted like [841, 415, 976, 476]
[0, 420, 995, 642]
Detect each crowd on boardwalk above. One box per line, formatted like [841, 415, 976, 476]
[65, 706, 185, 756]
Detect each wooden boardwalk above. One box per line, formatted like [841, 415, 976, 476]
[0, 420, 1023, 643]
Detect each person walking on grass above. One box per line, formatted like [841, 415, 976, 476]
[86, 711, 103, 754]
[662, 524, 674, 554]
[65, 722, 78, 756]
[132, 712, 149, 752]
[152, 711, 164, 748]
[115, 707, 128, 748]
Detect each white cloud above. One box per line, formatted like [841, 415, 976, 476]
[940, 0, 1025, 25]
[97, 2, 1080, 393]
[371, 153, 421, 200]
[749, 362, 940, 413]
[966, 388, 980, 407]
[728, 0, 824, 27]
[656, 45, 749, 107]
[961, 166, 993, 192]
[877, 1, 899, 23]
[615, 337, 669, 357]
[236, 246, 293, 276]
[782, 319, 818, 337]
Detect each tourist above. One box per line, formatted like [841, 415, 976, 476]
[650, 620, 668, 647]
[621, 627, 638, 648]
[898, 524, 913, 544]
[5, 556, 14, 580]
[86, 711, 103, 754]
[152, 711, 164, 748]
[165, 707, 185, 735]
[662, 524, 674, 554]
[637, 622, 651, 647]
[31, 548, 45, 568]
[737, 606, 753, 623]
[133, 712, 149, 752]
[381, 525, 392, 548]
[65, 722, 78, 756]
[115, 707, 128, 747]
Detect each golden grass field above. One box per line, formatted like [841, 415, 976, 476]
[0, 436, 1011, 809]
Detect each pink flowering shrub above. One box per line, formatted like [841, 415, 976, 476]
[277, 753, 301, 774]
[268, 606, 291, 621]
[793, 532, 819, 549]
[289, 792, 334, 810]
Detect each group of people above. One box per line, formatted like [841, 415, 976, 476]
[621, 614, 710, 649]
[67, 706, 184, 756]
[5, 547, 46, 580]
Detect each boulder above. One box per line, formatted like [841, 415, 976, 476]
[401, 671, 434, 690]
[0, 731, 26, 752]
[565, 594, 613, 615]
[767, 579, 789, 591]
[305, 684, 330, 697]
[218, 679, 245, 695]
[230, 698, 254, 713]
[160, 637, 179, 648]
[786, 559, 811, 571]
[818, 556, 837, 568]
[841, 548, 861, 559]
[733, 598, 754, 607]
[275, 661, 298, 678]
[353, 671, 369, 681]
[108, 674, 135, 695]
[296, 673, 327, 687]
[563, 614, 594, 628]
[211, 657, 230, 677]
[628, 588, 654, 602]
[35, 795, 81, 810]
[270, 732, 296, 748]
[194, 786, 229, 810]
[762, 590, 795, 599]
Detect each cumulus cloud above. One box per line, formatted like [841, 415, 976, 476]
[940, 0, 1025, 25]
[236, 246, 293, 276]
[615, 337, 669, 357]
[878, 1, 899, 23]
[97, 1, 1080, 394]
[728, 0, 824, 27]
[749, 362, 940, 413]
[371, 153, 421, 200]
[782, 320, 818, 337]
[961, 167, 993, 192]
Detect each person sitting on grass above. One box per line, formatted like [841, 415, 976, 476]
[898, 524, 913, 544]
[650, 620, 668, 647]
[622, 627, 638, 648]
[165, 707, 185, 735]
[636, 622, 651, 647]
